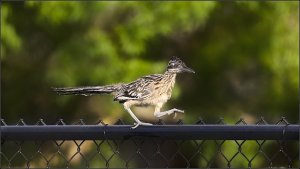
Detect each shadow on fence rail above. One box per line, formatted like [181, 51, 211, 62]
[1, 117, 299, 168]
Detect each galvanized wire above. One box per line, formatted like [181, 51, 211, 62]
[1, 117, 299, 168]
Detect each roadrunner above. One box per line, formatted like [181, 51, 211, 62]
[53, 56, 195, 128]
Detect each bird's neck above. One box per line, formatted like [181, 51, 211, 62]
[164, 70, 177, 78]
[163, 71, 177, 89]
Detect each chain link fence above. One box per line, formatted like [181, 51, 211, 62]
[1, 117, 299, 168]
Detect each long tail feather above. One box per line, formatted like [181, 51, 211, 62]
[52, 84, 123, 96]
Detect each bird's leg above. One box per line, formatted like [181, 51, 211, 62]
[123, 103, 152, 129]
[154, 108, 185, 118]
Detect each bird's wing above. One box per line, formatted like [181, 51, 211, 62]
[114, 74, 163, 101]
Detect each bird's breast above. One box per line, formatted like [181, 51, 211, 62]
[144, 77, 176, 105]
[126, 73, 176, 107]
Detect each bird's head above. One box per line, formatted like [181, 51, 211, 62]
[166, 56, 195, 74]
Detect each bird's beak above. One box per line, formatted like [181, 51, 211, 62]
[182, 66, 195, 74]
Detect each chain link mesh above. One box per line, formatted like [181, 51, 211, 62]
[1, 117, 299, 168]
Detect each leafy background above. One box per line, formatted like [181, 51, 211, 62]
[1, 1, 299, 168]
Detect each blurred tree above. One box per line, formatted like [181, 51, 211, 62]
[1, 1, 298, 123]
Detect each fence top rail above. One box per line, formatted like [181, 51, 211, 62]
[1, 124, 299, 140]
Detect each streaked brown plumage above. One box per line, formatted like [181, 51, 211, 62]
[53, 56, 195, 128]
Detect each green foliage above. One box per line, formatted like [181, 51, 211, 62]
[1, 4, 22, 58]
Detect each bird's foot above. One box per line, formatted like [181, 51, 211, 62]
[132, 122, 153, 129]
[171, 108, 184, 119]
[154, 108, 184, 118]
[169, 108, 184, 114]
